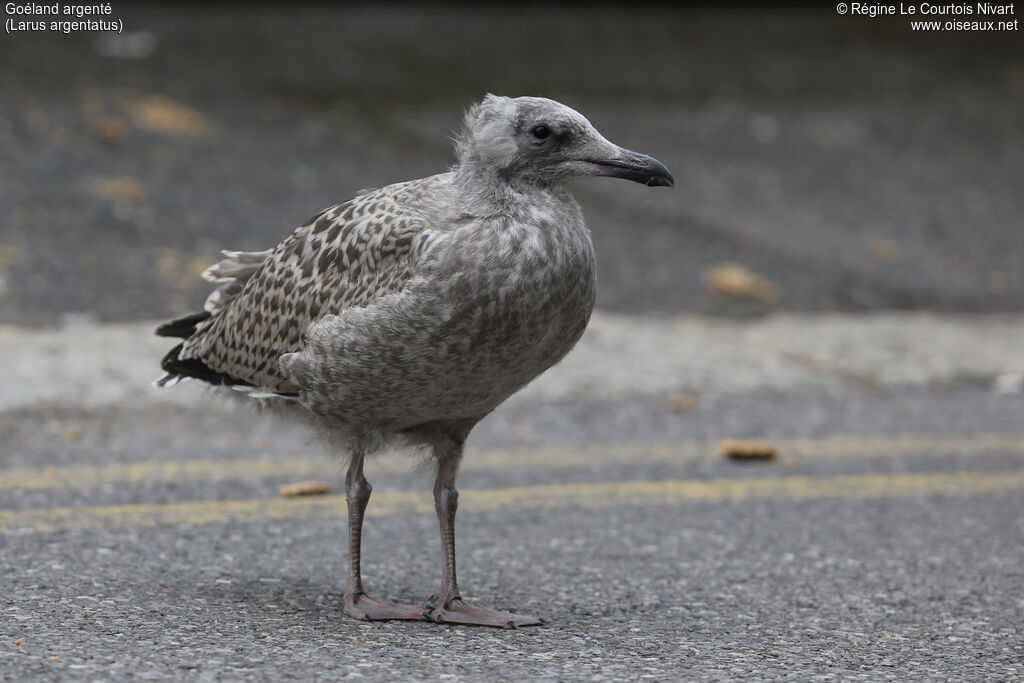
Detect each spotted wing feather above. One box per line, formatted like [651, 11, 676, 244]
[168, 177, 443, 394]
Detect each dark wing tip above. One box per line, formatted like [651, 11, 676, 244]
[160, 343, 239, 386]
[155, 311, 212, 339]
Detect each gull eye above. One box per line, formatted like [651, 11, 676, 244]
[531, 125, 550, 140]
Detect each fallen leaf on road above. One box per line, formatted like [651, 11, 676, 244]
[720, 439, 778, 462]
[153, 247, 214, 287]
[862, 235, 903, 263]
[87, 176, 147, 202]
[127, 95, 209, 137]
[94, 115, 128, 144]
[0, 244, 23, 267]
[665, 394, 698, 413]
[702, 263, 780, 303]
[281, 481, 332, 498]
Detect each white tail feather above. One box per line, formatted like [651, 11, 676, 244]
[201, 249, 272, 314]
[230, 384, 298, 401]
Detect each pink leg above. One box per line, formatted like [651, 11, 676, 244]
[342, 449, 426, 622]
[425, 456, 543, 628]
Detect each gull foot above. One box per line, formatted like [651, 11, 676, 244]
[426, 598, 543, 629]
[344, 592, 428, 622]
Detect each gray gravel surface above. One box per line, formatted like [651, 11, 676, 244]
[3, 496, 1022, 681]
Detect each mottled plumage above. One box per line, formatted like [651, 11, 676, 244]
[156, 95, 673, 627]
[172, 176, 447, 393]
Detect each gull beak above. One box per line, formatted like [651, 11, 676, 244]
[591, 146, 675, 188]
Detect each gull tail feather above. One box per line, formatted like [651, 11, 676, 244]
[154, 248, 272, 390]
[202, 249, 273, 315]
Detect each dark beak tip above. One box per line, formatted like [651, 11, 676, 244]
[597, 148, 675, 189]
[647, 158, 675, 189]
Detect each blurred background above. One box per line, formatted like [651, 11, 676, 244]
[2, 3, 1022, 326]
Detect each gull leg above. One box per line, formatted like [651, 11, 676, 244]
[342, 447, 426, 622]
[425, 449, 542, 628]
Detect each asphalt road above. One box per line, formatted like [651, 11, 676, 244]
[2, 313, 1024, 680]
[2, 387, 1023, 681]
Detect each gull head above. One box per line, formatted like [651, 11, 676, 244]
[455, 94, 674, 189]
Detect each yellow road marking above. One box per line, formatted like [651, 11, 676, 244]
[2, 432, 1022, 492]
[0, 459, 330, 492]
[2, 469, 1023, 534]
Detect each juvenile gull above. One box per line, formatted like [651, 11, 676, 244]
[156, 95, 673, 628]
